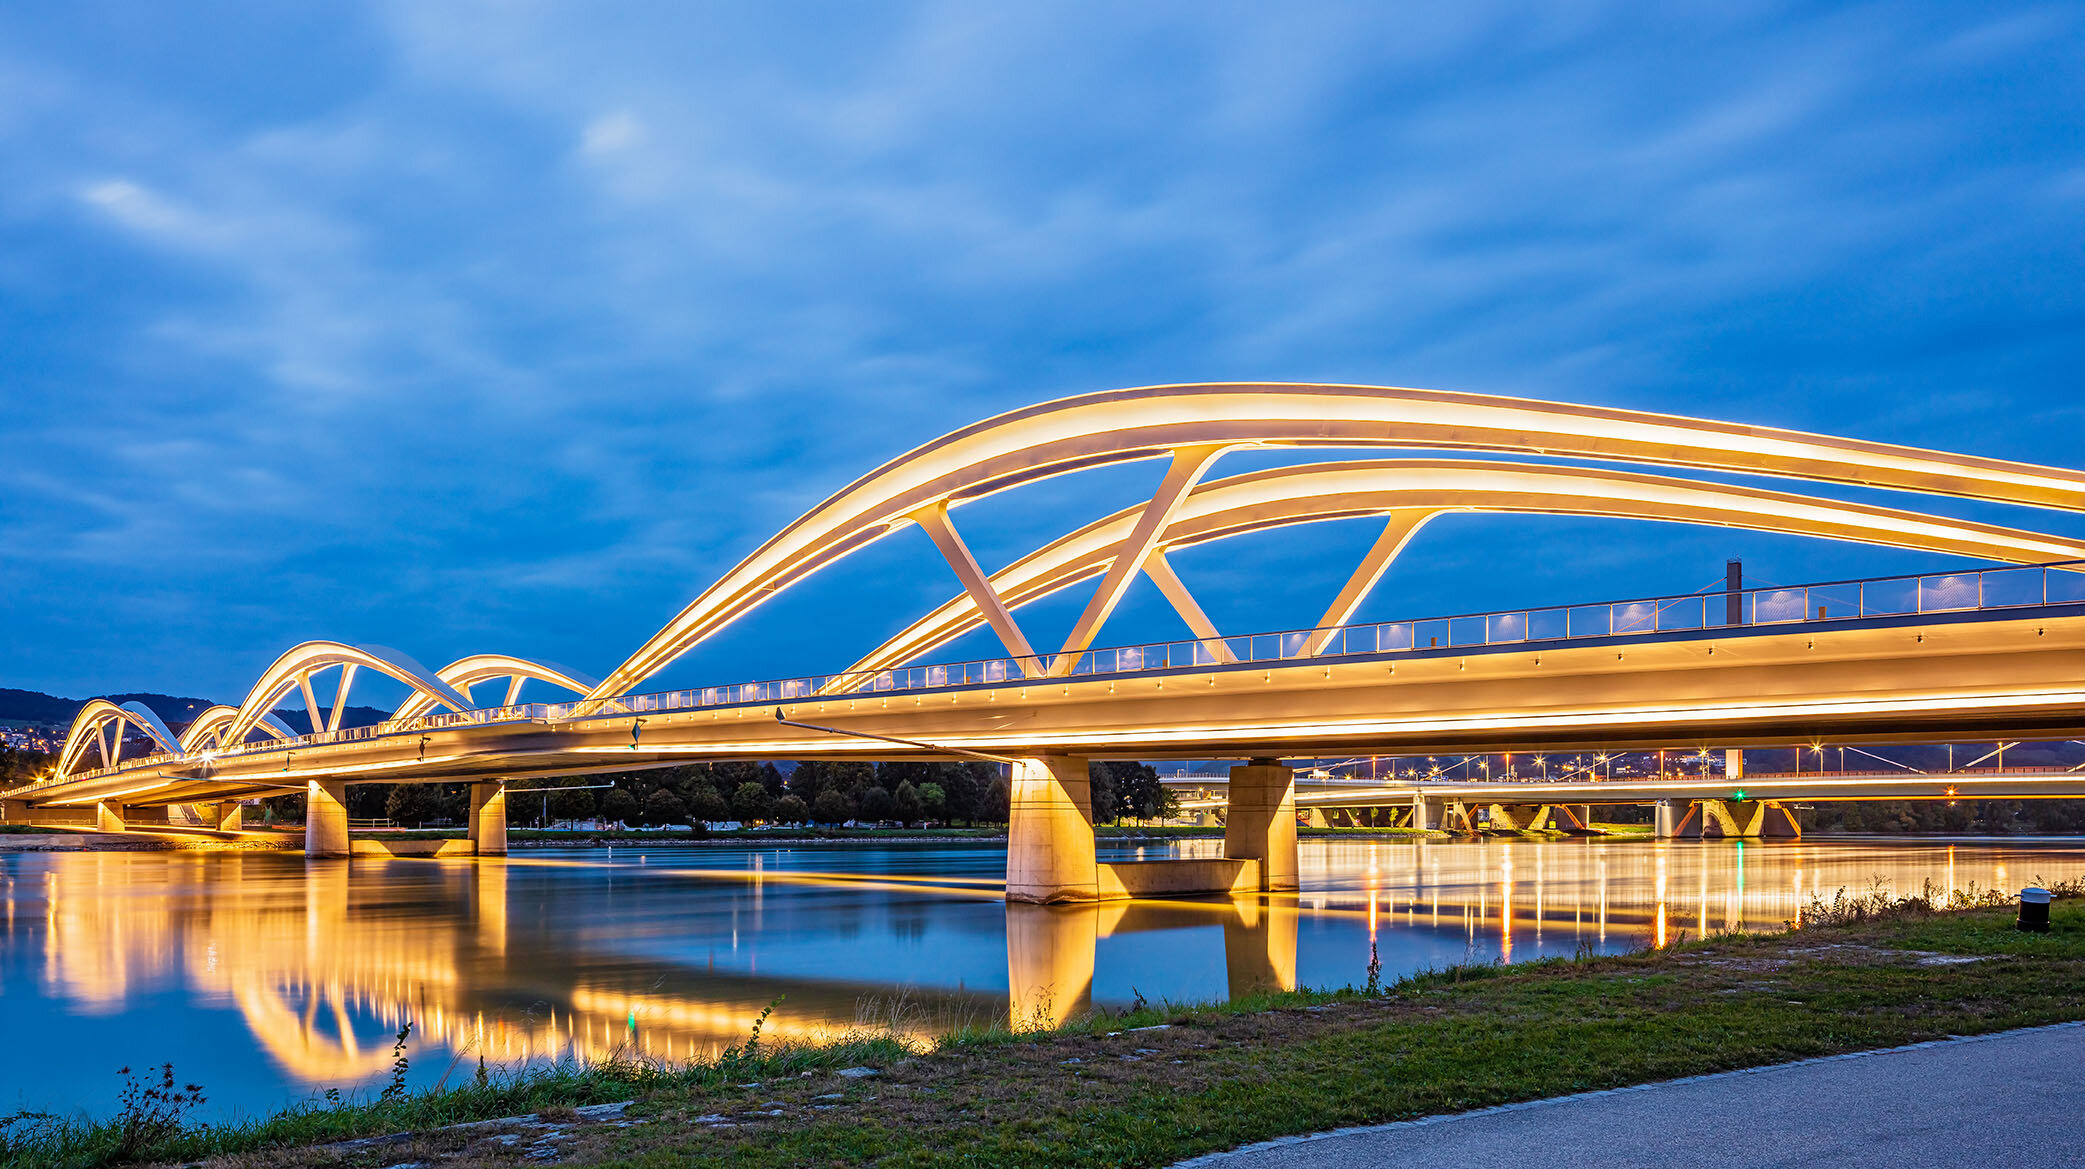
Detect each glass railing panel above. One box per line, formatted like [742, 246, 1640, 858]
[1449, 616, 1486, 646]
[1751, 587, 1807, 624]
[1918, 574, 1979, 612]
[1568, 605, 1611, 637]
[1377, 622, 1414, 652]
[1485, 611, 1528, 643]
[1527, 607, 1567, 641]
[1415, 618, 1450, 650]
[1612, 600, 1657, 633]
[1810, 584, 1860, 621]
[1862, 577, 1919, 615]
[2049, 568, 2085, 604]
[1981, 567, 2046, 608]
[1657, 595, 1706, 631]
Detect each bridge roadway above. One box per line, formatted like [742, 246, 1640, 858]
[12, 599, 2085, 800]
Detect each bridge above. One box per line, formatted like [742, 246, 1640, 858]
[12, 383, 2085, 901]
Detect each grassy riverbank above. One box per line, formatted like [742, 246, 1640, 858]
[11, 883, 2084, 1168]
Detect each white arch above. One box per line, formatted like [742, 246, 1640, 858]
[391, 655, 601, 720]
[831, 459, 2085, 684]
[55, 700, 182, 779]
[178, 705, 296, 753]
[589, 383, 2085, 704]
[225, 643, 470, 744]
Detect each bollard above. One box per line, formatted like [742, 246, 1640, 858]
[2018, 887, 2052, 933]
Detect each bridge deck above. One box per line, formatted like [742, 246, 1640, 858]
[12, 599, 2085, 811]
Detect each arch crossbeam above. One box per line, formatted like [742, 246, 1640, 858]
[828, 459, 2085, 686]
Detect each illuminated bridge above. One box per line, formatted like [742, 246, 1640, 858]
[11, 383, 2085, 901]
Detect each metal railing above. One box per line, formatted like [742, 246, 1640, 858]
[25, 559, 2085, 789]
[541, 559, 2085, 719]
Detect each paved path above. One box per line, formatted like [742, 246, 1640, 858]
[1176, 1022, 2084, 1168]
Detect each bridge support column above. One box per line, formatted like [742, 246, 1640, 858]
[305, 779, 350, 858]
[1007, 756, 1097, 903]
[1410, 796, 1444, 831]
[0, 798, 21, 824]
[1726, 748, 1745, 780]
[94, 802, 127, 833]
[214, 801, 245, 831]
[1653, 800, 1678, 839]
[469, 781, 508, 856]
[1224, 759, 1298, 892]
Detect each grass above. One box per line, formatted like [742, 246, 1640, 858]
[19, 885, 2085, 1168]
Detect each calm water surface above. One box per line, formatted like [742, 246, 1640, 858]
[4, 836, 2082, 1121]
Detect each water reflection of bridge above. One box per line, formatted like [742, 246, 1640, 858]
[19, 841, 2076, 1095]
[17, 853, 1303, 1090]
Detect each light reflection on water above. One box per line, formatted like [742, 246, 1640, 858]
[3, 837, 2082, 1120]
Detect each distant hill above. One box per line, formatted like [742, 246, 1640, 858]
[0, 688, 216, 728]
[266, 706, 394, 734]
[0, 688, 392, 736]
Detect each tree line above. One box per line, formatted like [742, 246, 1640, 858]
[262, 759, 1178, 830]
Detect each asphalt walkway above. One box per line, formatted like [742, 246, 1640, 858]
[1175, 1022, 2084, 1168]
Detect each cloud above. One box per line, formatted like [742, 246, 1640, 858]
[581, 110, 643, 156]
[2, 0, 2082, 700]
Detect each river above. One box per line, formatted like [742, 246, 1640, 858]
[3, 836, 2080, 1122]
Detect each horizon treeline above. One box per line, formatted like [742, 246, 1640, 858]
[257, 758, 1178, 830]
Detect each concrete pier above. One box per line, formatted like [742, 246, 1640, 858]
[1224, 760, 1298, 891]
[1410, 796, 1443, 831]
[1007, 755, 1099, 903]
[1654, 799, 1678, 839]
[1010, 756, 1279, 902]
[94, 801, 126, 833]
[468, 780, 508, 856]
[305, 779, 350, 858]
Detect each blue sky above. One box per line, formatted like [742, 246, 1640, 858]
[3, 2, 2082, 706]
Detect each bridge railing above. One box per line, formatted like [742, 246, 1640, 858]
[541, 559, 2085, 720]
[25, 559, 2085, 788]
